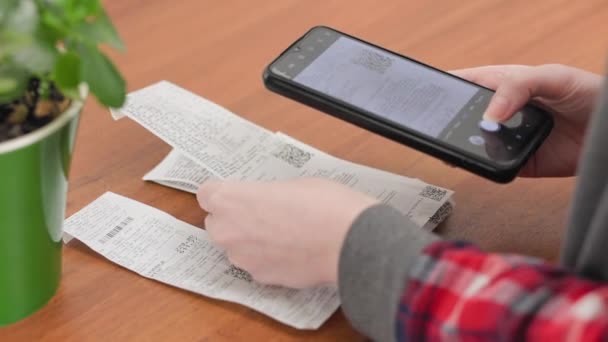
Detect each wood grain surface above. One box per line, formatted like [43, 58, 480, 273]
[3, 0, 608, 340]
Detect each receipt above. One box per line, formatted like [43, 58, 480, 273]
[144, 131, 454, 230]
[143, 149, 216, 192]
[111, 81, 274, 178]
[64, 192, 339, 330]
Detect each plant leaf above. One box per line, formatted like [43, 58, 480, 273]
[51, 0, 101, 23]
[52, 51, 80, 94]
[0, 0, 20, 26]
[78, 9, 124, 50]
[4, 0, 38, 37]
[40, 10, 68, 38]
[69, 0, 101, 20]
[0, 66, 29, 103]
[78, 43, 125, 107]
[14, 37, 57, 74]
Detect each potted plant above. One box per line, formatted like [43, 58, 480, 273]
[0, 0, 126, 325]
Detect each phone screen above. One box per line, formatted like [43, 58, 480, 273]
[270, 27, 548, 164]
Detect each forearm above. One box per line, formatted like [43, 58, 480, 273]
[338, 204, 439, 342]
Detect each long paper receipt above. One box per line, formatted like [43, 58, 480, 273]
[64, 192, 339, 330]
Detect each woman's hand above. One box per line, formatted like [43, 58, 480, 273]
[452, 64, 602, 177]
[197, 178, 378, 288]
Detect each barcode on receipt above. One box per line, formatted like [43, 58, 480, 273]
[99, 217, 134, 244]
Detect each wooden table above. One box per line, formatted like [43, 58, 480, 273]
[3, 0, 608, 340]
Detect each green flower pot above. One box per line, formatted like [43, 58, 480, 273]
[0, 98, 83, 326]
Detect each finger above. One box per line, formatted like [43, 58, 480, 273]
[197, 181, 223, 212]
[203, 213, 229, 246]
[226, 252, 249, 269]
[483, 64, 573, 122]
[223, 251, 249, 274]
[449, 65, 527, 90]
[203, 213, 215, 230]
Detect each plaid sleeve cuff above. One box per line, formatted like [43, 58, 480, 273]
[397, 240, 608, 341]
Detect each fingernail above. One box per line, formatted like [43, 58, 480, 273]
[196, 188, 207, 210]
[483, 94, 510, 122]
[196, 181, 223, 211]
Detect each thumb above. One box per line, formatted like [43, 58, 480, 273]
[196, 181, 223, 212]
[483, 64, 572, 122]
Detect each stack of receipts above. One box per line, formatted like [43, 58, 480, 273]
[63, 80, 455, 329]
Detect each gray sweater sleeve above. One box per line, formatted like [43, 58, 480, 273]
[338, 204, 439, 342]
[561, 76, 608, 279]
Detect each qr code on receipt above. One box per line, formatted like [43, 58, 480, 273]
[419, 185, 447, 202]
[224, 265, 253, 283]
[351, 48, 393, 74]
[272, 143, 312, 168]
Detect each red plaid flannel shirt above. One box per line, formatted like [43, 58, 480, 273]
[397, 241, 608, 341]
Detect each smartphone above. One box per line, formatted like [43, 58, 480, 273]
[263, 26, 553, 183]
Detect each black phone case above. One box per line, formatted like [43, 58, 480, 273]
[262, 27, 554, 183]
